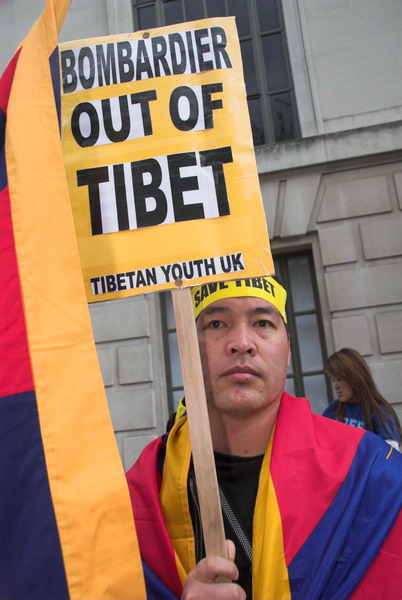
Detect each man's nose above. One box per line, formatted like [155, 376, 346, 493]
[226, 325, 256, 356]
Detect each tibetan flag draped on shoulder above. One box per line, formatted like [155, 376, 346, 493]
[127, 393, 402, 599]
[0, 1, 146, 598]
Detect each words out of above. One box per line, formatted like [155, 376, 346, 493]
[70, 83, 224, 147]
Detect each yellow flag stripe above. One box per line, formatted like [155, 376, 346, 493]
[253, 429, 291, 599]
[161, 416, 195, 586]
[6, 1, 146, 597]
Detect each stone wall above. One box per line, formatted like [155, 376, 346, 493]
[89, 294, 168, 470]
[259, 139, 402, 421]
[285, 0, 402, 135]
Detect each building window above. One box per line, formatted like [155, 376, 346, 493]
[160, 250, 331, 416]
[131, 0, 300, 145]
[160, 290, 184, 412]
[274, 251, 331, 414]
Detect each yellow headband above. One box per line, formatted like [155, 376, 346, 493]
[191, 277, 287, 322]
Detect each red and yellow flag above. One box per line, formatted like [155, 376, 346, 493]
[0, 1, 146, 598]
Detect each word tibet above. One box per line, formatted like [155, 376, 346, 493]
[91, 253, 245, 295]
[61, 27, 232, 93]
[192, 277, 277, 309]
[78, 146, 233, 235]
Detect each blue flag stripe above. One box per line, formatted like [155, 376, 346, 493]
[0, 108, 7, 191]
[49, 46, 62, 132]
[0, 391, 70, 600]
[288, 432, 402, 600]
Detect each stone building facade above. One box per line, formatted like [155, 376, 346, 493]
[1, 0, 401, 470]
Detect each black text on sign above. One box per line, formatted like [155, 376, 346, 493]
[77, 147, 233, 235]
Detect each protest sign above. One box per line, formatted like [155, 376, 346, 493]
[60, 17, 273, 302]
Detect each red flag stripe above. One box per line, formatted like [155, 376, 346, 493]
[0, 49, 34, 397]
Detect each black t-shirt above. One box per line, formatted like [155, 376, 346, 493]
[214, 451, 264, 600]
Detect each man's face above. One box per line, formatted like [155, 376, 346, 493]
[196, 296, 291, 418]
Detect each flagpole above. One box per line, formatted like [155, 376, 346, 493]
[171, 286, 229, 574]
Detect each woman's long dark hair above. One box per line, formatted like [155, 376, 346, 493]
[324, 348, 402, 442]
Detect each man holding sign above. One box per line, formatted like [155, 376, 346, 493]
[57, 13, 401, 599]
[127, 276, 402, 600]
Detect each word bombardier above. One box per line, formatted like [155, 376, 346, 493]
[61, 27, 232, 93]
[78, 146, 233, 235]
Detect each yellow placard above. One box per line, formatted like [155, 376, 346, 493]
[60, 18, 273, 303]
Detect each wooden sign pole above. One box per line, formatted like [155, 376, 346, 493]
[171, 286, 228, 566]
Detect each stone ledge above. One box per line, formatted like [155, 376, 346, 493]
[256, 121, 402, 175]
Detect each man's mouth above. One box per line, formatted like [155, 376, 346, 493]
[222, 365, 260, 383]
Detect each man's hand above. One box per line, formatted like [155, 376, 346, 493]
[181, 540, 246, 600]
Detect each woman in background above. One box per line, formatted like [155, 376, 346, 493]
[323, 347, 402, 450]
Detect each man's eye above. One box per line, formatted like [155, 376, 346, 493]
[209, 320, 222, 329]
[257, 320, 270, 327]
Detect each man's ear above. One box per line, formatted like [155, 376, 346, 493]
[287, 341, 291, 368]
